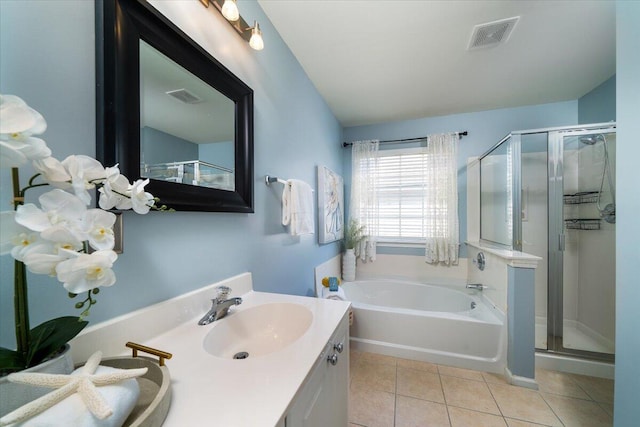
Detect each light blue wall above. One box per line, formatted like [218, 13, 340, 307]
[141, 127, 198, 165]
[614, 2, 640, 425]
[343, 101, 578, 257]
[578, 75, 616, 124]
[199, 141, 234, 170]
[0, 0, 342, 347]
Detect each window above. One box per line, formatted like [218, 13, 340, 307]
[350, 134, 459, 264]
[375, 148, 429, 243]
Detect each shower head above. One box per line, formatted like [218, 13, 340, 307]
[579, 135, 604, 145]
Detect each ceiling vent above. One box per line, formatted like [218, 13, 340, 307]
[165, 88, 203, 104]
[468, 16, 520, 50]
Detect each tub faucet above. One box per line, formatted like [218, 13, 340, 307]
[466, 283, 486, 291]
[198, 286, 243, 325]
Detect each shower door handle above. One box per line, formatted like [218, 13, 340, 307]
[559, 233, 565, 251]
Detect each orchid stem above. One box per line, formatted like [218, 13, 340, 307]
[14, 260, 30, 361]
[11, 167, 31, 361]
[20, 182, 49, 197]
[11, 168, 22, 210]
[27, 173, 42, 187]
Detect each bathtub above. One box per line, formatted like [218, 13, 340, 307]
[343, 279, 506, 373]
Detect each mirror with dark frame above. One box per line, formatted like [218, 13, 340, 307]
[96, 0, 254, 212]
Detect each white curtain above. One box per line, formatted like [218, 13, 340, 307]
[349, 140, 379, 262]
[424, 133, 459, 265]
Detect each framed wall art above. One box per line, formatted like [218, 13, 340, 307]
[317, 165, 344, 244]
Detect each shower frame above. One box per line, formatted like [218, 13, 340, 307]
[479, 122, 616, 363]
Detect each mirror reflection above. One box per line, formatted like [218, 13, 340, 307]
[139, 40, 235, 191]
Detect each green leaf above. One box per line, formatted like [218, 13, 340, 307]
[25, 317, 88, 368]
[0, 347, 26, 374]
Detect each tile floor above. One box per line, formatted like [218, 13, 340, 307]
[349, 350, 614, 427]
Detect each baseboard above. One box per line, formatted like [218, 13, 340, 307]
[535, 351, 615, 379]
[505, 367, 539, 390]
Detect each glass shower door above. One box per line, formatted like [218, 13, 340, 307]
[480, 135, 514, 247]
[548, 129, 616, 358]
[520, 133, 549, 350]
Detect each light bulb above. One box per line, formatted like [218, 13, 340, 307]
[221, 0, 239, 22]
[249, 21, 264, 51]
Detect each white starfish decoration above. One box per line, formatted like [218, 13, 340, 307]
[0, 351, 147, 426]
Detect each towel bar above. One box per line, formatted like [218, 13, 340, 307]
[264, 175, 315, 192]
[264, 175, 287, 186]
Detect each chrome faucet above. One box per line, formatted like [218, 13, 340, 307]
[198, 286, 243, 325]
[466, 283, 486, 291]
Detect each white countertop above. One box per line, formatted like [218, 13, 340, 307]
[69, 274, 350, 426]
[144, 290, 350, 427]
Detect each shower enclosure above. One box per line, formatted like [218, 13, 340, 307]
[480, 123, 616, 362]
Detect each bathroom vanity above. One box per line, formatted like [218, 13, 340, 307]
[284, 312, 349, 426]
[69, 273, 350, 426]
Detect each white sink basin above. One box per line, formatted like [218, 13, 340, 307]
[203, 302, 313, 359]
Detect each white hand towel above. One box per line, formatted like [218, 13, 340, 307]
[3, 366, 140, 427]
[282, 179, 314, 235]
[321, 286, 347, 301]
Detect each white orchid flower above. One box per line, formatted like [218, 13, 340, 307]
[0, 139, 28, 167]
[22, 234, 84, 276]
[0, 137, 51, 168]
[82, 209, 116, 251]
[33, 156, 72, 188]
[17, 136, 51, 160]
[22, 241, 76, 276]
[0, 94, 34, 133]
[56, 249, 118, 293]
[104, 164, 121, 181]
[10, 232, 42, 262]
[0, 211, 41, 260]
[0, 211, 23, 255]
[38, 224, 85, 252]
[130, 179, 155, 214]
[0, 94, 50, 166]
[98, 174, 133, 211]
[15, 189, 86, 244]
[0, 94, 47, 135]
[60, 155, 107, 205]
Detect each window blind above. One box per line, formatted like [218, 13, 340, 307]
[359, 147, 448, 242]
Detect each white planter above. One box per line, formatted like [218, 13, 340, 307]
[0, 344, 74, 417]
[342, 249, 356, 282]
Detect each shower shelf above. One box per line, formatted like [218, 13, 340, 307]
[563, 191, 599, 204]
[564, 218, 601, 230]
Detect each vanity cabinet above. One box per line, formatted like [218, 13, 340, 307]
[284, 311, 349, 427]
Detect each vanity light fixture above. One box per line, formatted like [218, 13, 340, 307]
[221, 0, 239, 22]
[200, 0, 265, 51]
[249, 21, 264, 51]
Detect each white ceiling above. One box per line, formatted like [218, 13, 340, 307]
[257, 0, 616, 127]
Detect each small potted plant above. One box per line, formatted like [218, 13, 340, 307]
[342, 219, 366, 281]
